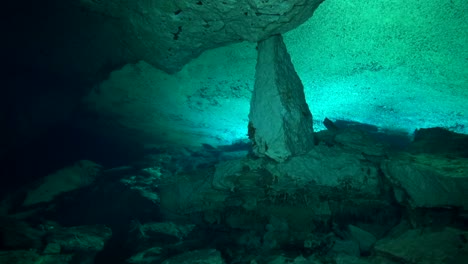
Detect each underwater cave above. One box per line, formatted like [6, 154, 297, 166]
[1, 0, 467, 263]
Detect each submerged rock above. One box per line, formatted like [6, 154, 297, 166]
[0, 250, 72, 264]
[129, 221, 195, 243]
[22, 160, 102, 206]
[248, 34, 314, 162]
[266, 255, 320, 264]
[0, 224, 109, 264]
[374, 227, 468, 264]
[120, 167, 163, 203]
[45, 225, 112, 264]
[382, 153, 468, 209]
[161, 249, 225, 264]
[79, 0, 324, 74]
[0, 216, 43, 250]
[270, 145, 381, 199]
[330, 239, 360, 257]
[127, 247, 164, 264]
[348, 225, 377, 255]
[409, 127, 468, 157]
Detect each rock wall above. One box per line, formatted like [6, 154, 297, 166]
[79, 0, 468, 150]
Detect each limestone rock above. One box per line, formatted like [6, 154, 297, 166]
[0, 216, 44, 249]
[79, 0, 324, 73]
[126, 221, 197, 263]
[127, 247, 164, 264]
[249, 34, 314, 162]
[42, 242, 61, 255]
[211, 144, 385, 226]
[271, 145, 380, 198]
[43, 225, 111, 264]
[338, 255, 399, 264]
[46, 225, 112, 253]
[159, 171, 228, 215]
[330, 239, 360, 257]
[267, 255, 319, 264]
[120, 167, 163, 204]
[0, 250, 72, 264]
[382, 153, 468, 209]
[161, 249, 225, 264]
[129, 221, 195, 242]
[348, 225, 377, 255]
[212, 158, 266, 192]
[409, 127, 468, 157]
[334, 129, 386, 157]
[22, 160, 102, 206]
[213, 159, 246, 191]
[374, 227, 468, 264]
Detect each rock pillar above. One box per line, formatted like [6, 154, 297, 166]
[248, 34, 314, 162]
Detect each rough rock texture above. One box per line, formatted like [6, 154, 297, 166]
[45, 225, 112, 253]
[0, 250, 72, 264]
[161, 147, 392, 236]
[374, 228, 468, 264]
[0, 224, 111, 264]
[161, 249, 224, 264]
[249, 34, 314, 162]
[129, 221, 195, 242]
[22, 160, 102, 206]
[80, 0, 324, 73]
[382, 153, 468, 209]
[205, 134, 394, 233]
[269, 145, 380, 198]
[0, 216, 44, 249]
[126, 221, 198, 263]
[6, 124, 468, 264]
[330, 239, 360, 257]
[409, 128, 468, 157]
[348, 225, 377, 255]
[127, 247, 164, 264]
[267, 255, 322, 264]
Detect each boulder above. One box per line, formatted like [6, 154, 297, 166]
[161, 249, 225, 264]
[382, 153, 468, 209]
[212, 158, 266, 192]
[22, 160, 102, 206]
[271, 145, 381, 199]
[210, 144, 392, 234]
[409, 128, 468, 157]
[334, 255, 375, 264]
[0, 216, 43, 249]
[267, 255, 319, 264]
[334, 129, 386, 157]
[330, 239, 360, 257]
[120, 167, 163, 203]
[127, 247, 164, 264]
[129, 221, 195, 243]
[45, 225, 112, 264]
[374, 227, 468, 264]
[248, 34, 314, 162]
[0, 250, 72, 264]
[0, 225, 111, 264]
[348, 225, 377, 255]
